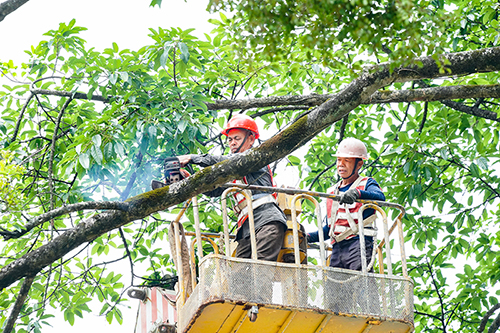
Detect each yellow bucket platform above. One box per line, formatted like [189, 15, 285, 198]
[179, 255, 414, 333]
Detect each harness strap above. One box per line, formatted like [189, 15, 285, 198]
[232, 165, 277, 228]
[237, 194, 277, 224]
[332, 214, 377, 243]
[328, 176, 365, 239]
[328, 176, 378, 242]
[234, 193, 271, 214]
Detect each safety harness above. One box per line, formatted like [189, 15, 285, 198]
[327, 176, 377, 243]
[231, 165, 278, 228]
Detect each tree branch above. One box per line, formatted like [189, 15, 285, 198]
[0, 0, 29, 22]
[120, 152, 143, 201]
[489, 311, 500, 333]
[251, 106, 310, 118]
[368, 84, 500, 104]
[440, 99, 499, 122]
[31, 88, 109, 103]
[479, 303, 500, 333]
[3, 276, 34, 333]
[48, 98, 73, 217]
[0, 201, 129, 240]
[419, 102, 428, 133]
[426, 259, 447, 332]
[10, 92, 34, 143]
[32, 84, 500, 122]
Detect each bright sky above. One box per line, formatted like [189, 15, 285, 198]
[0, 0, 218, 331]
[0, 0, 217, 62]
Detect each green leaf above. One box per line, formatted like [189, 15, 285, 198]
[288, 155, 301, 166]
[106, 310, 113, 324]
[108, 73, 118, 85]
[439, 148, 449, 160]
[92, 134, 102, 147]
[470, 163, 480, 177]
[150, 0, 162, 7]
[160, 45, 172, 68]
[79, 152, 90, 169]
[114, 142, 124, 157]
[178, 119, 188, 133]
[64, 310, 75, 326]
[119, 71, 129, 83]
[90, 145, 103, 165]
[178, 42, 190, 64]
[114, 308, 123, 324]
[476, 157, 488, 170]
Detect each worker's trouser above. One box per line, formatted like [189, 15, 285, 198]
[329, 236, 374, 270]
[325, 236, 380, 315]
[235, 221, 287, 261]
[231, 222, 286, 303]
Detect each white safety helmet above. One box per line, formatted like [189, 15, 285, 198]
[335, 138, 368, 160]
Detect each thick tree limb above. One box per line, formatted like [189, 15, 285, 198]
[0, 0, 29, 22]
[206, 94, 329, 110]
[3, 276, 34, 333]
[368, 84, 500, 104]
[0, 201, 129, 240]
[489, 312, 500, 333]
[2, 46, 500, 291]
[32, 84, 500, 122]
[479, 303, 500, 333]
[206, 85, 500, 111]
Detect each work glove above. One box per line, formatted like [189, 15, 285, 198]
[339, 188, 360, 205]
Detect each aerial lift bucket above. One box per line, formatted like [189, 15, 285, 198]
[134, 185, 414, 333]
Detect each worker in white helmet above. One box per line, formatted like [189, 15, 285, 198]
[308, 137, 385, 270]
[307, 138, 385, 313]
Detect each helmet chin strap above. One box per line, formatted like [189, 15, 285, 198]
[341, 158, 361, 180]
[233, 131, 250, 154]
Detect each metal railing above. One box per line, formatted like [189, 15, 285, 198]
[219, 183, 409, 277]
[170, 183, 413, 329]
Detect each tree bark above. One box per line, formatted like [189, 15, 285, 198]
[3, 276, 34, 333]
[1, 46, 500, 291]
[0, 201, 129, 240]
[32, 84, 500, 122]
[0, 0, 29, 22]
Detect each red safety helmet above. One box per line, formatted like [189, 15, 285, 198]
[335, 138, 368, 160]
[221, 114, 260, 139]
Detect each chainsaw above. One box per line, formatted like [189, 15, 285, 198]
[151, 156, 190, 190]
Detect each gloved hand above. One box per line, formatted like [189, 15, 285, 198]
[339, 188, 360, 205]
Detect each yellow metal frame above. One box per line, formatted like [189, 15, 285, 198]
[167, 184, 414, 333]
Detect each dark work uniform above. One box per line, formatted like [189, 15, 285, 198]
[190, 154, 287, 262]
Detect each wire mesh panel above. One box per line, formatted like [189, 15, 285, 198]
[179, 255, 414, 332]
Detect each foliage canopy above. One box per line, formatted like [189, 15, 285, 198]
[1, 0, 500, 332]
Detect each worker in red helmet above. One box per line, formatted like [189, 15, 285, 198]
[178, 114, 287, 263]
[220, 114, 260, 153]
